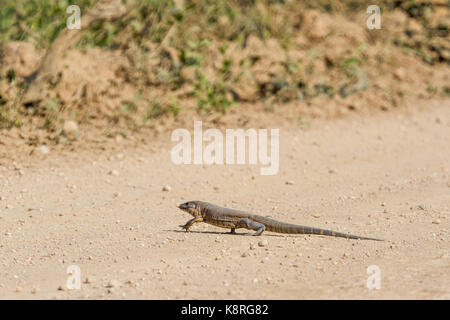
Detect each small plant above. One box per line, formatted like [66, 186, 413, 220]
[6, 69, 16, 83]
[442, 86, 450, 97]
[180, 39, 209, 66]
[143, 96, 180, 121]
[340, 57, 360, 73]
[120, 101, 138, 114]
[193, 71, 235, 114]
[43, 97, 60, 130]
[167, 97, 181, 117]
[144, 100, 164, 121]
[192, 50, 236, 114]
[426, 82, 437, 95]
[0, 105, 21, 129]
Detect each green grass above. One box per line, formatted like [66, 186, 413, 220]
[0, 0, 446, 134]
[0, 0, 93, 46]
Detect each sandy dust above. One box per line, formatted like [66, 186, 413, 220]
[0, 98, 449, 299]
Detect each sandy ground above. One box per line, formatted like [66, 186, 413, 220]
[0, 99, 449, 300]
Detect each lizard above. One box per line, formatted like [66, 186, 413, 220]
[177, 200, 382, 241]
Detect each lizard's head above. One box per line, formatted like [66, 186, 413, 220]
[177, 201, 201, 217]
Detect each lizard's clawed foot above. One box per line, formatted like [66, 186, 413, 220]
[179, 224, 190, 231]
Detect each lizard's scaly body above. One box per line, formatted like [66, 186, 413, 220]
[178, 201, 382, 241]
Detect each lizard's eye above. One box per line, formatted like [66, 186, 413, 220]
[178, 202, 197, 210]
[185, 202, 196, 209]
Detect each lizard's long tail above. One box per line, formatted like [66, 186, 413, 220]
[253, 216, 383, 241]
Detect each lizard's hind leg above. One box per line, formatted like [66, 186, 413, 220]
[238, 218, 266, 236]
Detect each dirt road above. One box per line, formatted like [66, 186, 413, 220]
[0, 99, 449, 299]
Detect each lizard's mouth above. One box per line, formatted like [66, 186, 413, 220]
[177, 203, 190, 210]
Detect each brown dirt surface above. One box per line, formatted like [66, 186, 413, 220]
[0, 0, 449, 300]
[0, 98, 449, 299]
[1, 1, 449, 145]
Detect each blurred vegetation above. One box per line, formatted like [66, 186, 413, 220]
[1, 0, 447, 46]
[0, 0, 448, 134]
[0, 0, 93, 46]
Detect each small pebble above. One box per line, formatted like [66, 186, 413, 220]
[109, 170, 119, 176]
[115, 135, 123, 144]
[63, 120, 79, 135]
[258, 240, 268, 247]
[107, 280, 120, 288]
[38, 145, 50, 155]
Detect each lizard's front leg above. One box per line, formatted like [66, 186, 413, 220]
[180, 217, 203, 231]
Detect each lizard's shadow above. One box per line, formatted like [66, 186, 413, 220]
[168, 229, 299, 238]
